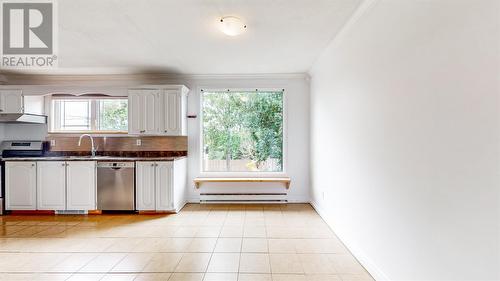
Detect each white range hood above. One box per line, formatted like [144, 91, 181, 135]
[0, 113, 47, 124]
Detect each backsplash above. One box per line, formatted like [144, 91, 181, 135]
[46, 135, 187, 153]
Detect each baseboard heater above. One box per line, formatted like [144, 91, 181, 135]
[200, 193, 287, 204]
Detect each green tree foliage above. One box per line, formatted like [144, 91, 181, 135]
[99, 100, 128, 131]
[203, 91, 283, 171]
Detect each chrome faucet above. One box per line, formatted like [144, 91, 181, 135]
[78, 134, 96, 157]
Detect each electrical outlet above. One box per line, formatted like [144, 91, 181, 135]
[136, 139, 142, 146]
[50, 139, 56, 146]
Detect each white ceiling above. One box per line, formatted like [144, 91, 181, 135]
[17, 0, 362, 75]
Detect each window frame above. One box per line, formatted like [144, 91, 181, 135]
[49, 96, 129, 134]
[199, 88, 288, 177]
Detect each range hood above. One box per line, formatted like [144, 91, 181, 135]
[0, 113, 47, 124]
[0, 93, 47, 124]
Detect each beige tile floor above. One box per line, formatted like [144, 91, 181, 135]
[0, 204, 374, 281]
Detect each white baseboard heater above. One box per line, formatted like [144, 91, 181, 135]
[195, 177, 291, 204]
[200, 193, 287, 204]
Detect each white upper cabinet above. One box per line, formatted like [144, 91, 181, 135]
[128, 90, 142, 134]
[159, 89, 187, 136]
[66, 161, 96, 211]
[5, 162, 37, 210]
[128, 86, 188, 136]
[143, 91, 158, 133]
[128, 89, 159, 134]
[0, 90, 23, 113]
[37, 161, 66, 210]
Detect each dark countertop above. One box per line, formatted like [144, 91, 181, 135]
[1, 156, 187, 161]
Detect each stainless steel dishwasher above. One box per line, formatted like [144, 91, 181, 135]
[97, 162, 135, 210]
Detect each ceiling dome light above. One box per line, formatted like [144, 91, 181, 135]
[219, 16, 246, 36]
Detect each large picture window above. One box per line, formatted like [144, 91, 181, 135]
[50, 98, 128, 133]
[202, 90, 284, 172]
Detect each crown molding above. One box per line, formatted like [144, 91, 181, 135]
[1, 72, 310, 86]
[171, 73, 310, 80]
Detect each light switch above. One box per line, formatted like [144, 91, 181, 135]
[136, 139, 141, 146]
[50, 140, 56, 146]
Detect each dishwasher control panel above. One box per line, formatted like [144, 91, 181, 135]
[97, 162, 135, 168]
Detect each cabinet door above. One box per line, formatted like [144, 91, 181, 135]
[37, 161, 66, 210]
[155, 161, 173, 211]
[5, 162, 36, 210]
[0, 90, 23, 113]
[128, 89, 159, 134]
[66, 161, 96, 210]
[159, 90, 182, 135]
[143, 91, 158, 134]
[128, 90, 142, 134]
[136, 162, 156, 210]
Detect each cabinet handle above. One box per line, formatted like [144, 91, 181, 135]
[151, 163, 155, 167]
[164, 130, 168, 133]
[31, 163, 35, 167]
[140, 130, 146, 133]
[62, 163, 65, 166]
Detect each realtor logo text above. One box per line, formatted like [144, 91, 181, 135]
[1, 1, 57, 68]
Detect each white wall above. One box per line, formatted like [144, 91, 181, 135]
[181, 76, 310, 203]
[0, 124, 48, 141]
[1, 75, 311, 202]
[309, 0, 499, 280]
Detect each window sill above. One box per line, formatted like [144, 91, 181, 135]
[198, 172, 288, 178]
[194, 176, 291, 189]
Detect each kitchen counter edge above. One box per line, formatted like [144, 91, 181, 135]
[1, 156, 187, 161]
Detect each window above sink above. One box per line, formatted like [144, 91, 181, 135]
[49, 96, 128, 134]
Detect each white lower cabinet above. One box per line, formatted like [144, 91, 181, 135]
[155, 161, 173, 211]
[37, 161, 66, 210]
[5, 161, 96, 211]
[136, 161, 180, 211]
[66, 161, 96, 211]
[136, 161, 157, 210]
[5, 162, 37, 210]
[5, 159, 184, 213]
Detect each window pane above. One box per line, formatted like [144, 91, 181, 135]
[202, 91, 283, 172]
[98, 99, 128, 131]
[51, 98, 128, 132]
[60, 100, 91, 130]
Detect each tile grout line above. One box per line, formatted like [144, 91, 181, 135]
[0, 204, 371, 281]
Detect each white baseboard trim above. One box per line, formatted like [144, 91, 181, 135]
[175, 200, 188, 213]
[310, 200, 390, 281]
[185, 197, 310, 204]
[287, 197, 311, 203]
